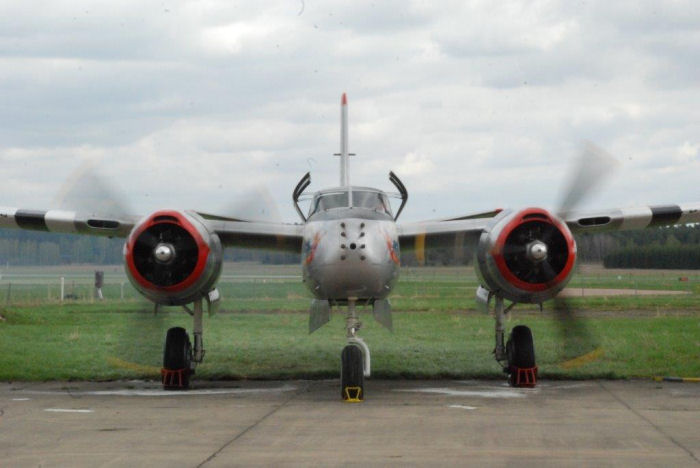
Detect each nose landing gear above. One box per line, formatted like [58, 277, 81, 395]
[341, 298, 370, 402]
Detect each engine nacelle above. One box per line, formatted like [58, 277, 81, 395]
[475, 208, 576, 304]
[124, 210, 223, 305]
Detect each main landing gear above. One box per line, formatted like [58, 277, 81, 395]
[341, 298, 370, 402]
[492, 295, 538, 388]
[161, 298, 207, 390]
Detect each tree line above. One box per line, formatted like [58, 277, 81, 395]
[0, 230, 299, 266]
[603, 246, 700, 269]
[0, 224, 697, 268]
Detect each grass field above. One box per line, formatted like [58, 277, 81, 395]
[0, 263, 698, 382]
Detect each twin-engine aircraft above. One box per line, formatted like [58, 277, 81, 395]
[1, 94, 698, 401]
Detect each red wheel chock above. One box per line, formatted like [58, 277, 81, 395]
[511, 366, 538, 388]
[161, 368, 189, 388]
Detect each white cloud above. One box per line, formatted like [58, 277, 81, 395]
[0, 0, 698, 223]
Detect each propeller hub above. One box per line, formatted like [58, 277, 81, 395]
[527, 240, 548, 262]
[154, 243, 175, 263]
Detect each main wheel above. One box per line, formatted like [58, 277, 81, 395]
[340, 345, 364, 401]
[506, 325, 536, 386]
[163, 327, 192, 390]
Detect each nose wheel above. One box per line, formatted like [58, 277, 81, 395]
[341, 345, 364, 401]
[341, 298, 370, 402]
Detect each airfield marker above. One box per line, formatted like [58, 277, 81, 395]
[45, 408, 93, 413]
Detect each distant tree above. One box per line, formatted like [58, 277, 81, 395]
[604, 245, 700, 269]
[0, 223, 696, 267]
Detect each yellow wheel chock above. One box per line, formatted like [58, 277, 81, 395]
[343, 386, 363, 402]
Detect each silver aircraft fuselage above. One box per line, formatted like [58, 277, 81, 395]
[299, 95, 401, 303]
[301, 204, 400, 303]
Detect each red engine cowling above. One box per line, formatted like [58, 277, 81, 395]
[124, 210, 223, 305]
[475, 208, 576, 304]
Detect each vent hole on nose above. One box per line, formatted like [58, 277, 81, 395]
[350, 243, 357, 250]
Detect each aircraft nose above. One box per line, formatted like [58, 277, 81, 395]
[303, 219, 399, 300]
[338, 221, 371, 262]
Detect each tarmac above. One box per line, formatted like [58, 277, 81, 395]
[1, 379, 699, 467]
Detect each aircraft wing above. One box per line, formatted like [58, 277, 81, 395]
[201, 217, 304, 252]
[397, 218, 490, 263]
[564, 203, 700, 234]
[0, 207, 137, 237]
[397, 202, 700, 263]
[0, 207, 305, 253]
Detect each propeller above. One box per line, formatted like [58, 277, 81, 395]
[556, 141, 618, 217]
[53, 162, 171, 375]
[549, 141, 618, 365]
[109, 307, 171, 377]
[53, 159, 134, 218]
[212, 185, 282, 223]
[53, 163, 284, 375]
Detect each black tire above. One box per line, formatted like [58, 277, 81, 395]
[163, 327, 192, 389]
[506, 325, 536, 369]
[340, 345, 364, 400]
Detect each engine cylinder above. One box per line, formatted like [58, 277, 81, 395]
[475, 208, 576, 303]
[124, 210, 222, 305]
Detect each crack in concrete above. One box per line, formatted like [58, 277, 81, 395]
[196, 383, 306, 467]
[598, 381, 699, 465]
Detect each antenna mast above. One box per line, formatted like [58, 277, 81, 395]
[340, 92, 349, 187]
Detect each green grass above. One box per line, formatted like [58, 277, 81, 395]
[0, 263, 698, 382]
[0, 304, 698, 382]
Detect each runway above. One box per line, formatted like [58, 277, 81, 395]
[1, 379, 699, 467]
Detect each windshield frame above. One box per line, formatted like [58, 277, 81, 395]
[308, 188, 393, 218]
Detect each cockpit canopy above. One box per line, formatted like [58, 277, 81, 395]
[309, 188, 393, 218]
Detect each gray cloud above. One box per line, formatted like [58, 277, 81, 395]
[0, 0, 697, 223]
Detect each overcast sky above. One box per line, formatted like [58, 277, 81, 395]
[0, 1, 698, 222]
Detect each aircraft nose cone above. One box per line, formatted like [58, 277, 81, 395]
[527, 241, 548, 262]
[154, 243, 175, 263]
